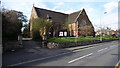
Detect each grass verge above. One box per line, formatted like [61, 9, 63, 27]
[48, 36, 119, 43]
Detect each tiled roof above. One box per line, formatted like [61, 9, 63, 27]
[67, 10, 81, 24]
[34, 7, 68, 24]
[33, 6, 83, 24]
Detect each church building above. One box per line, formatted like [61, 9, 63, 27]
[29, 5, 95, 38]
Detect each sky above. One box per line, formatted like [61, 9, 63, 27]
[2, 0, 119, 31]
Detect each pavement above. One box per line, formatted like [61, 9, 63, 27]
[2, 40, 120, 67]
[3, 40, 73, 66]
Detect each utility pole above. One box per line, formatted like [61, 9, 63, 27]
[100, 12, 107, 41]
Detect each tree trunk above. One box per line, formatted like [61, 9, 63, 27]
[42, 35, 47, 48]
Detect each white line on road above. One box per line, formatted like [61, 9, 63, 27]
[72, 47, 94, 52]
[97, 47, 108, 52]
[110, 45, 116, 48]
[104, 47, 108, 50]
[68, 53, 93, 63]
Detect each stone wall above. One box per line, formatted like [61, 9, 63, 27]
[3, 41, 23, 52]
[47, 39, 118, 49]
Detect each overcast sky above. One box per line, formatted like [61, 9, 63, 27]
[2, 0, 119, 31]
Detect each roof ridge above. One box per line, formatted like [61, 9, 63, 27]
[34, 7, 68, 15]
[69, 10, 81, 15]
[74, 10, 83, 23]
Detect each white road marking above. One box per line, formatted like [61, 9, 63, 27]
[72, 47, 94, 52]
[68, 53, 93, 63]
[104, 47, 108, 50]
[97, 49, 104, 52]
[110, 45, 116, 48]
[97, 47, 108, 52]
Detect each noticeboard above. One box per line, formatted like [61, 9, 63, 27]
[59, 31, 67, 37]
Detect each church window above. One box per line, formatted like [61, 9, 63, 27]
[79, 19, 86, 26]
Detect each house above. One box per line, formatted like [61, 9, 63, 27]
[29, 5, 95, 38]
[95, 29, 120, 36]
[111, 30, 120, 35]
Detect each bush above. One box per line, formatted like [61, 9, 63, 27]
[31, 18, 53, 40]
[32, 30, 42, 41]
[48, 36, 119, 43]
[23, 27, 29, 38]
[2, 11, 22, 42]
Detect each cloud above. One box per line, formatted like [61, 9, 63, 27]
[92, 2, 118, 31]
[55, 8, 76, 14]
[102, 2, 118, 30]
[88, 8, 94, 12]
[93, 9, 118, 31]
[2, 1, 119, 30]
[53, 2, 64, 9]
[104, 2, 118, 13]
[43, 2, 78, 14]
[64, 9, 76, 14]
[3, 0, 119, 2]
[2, 1, 48, 20]
[103, 12, 118, 29]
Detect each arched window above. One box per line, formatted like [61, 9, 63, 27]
[79, 19, 86, 26]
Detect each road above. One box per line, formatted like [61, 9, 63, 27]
[3, 40, 119, 67]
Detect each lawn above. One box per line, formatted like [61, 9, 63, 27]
[47, 36, 119, 43]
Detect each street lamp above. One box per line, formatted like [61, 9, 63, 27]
[100, 12, 107, 41]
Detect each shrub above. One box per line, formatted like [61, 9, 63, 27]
[48, 36, 119, 43]
[32, 30, 42, 41]
[31, 18, 53, 40]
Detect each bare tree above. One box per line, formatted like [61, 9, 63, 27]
[79, 25, 95, 36]
[96, 26, 112, 36]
